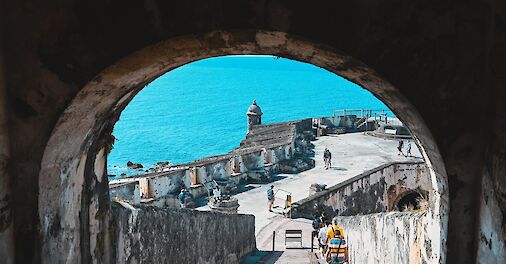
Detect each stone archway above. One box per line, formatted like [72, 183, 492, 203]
[393, 189, 430, 211]
[38, 30, 448, 263]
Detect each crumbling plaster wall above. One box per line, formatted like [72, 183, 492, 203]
[1, 0, 505, 263]
[476, 169, 506, 263]
[292, 161, 431, 217]
[112, 202, 256, 264]
[335, 212, 437, 264]
[109, 142, 294, 205]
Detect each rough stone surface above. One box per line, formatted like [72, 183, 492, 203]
[111, 202, 256, 264]
[291, 161, 431, 218]
[0, 38, 14, 264]
[335, 212, 437, 264]
[1, 1, 505, 263]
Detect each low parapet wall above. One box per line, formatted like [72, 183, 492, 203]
[336, 212, 437, 263]
[108, 119, 318, 207]
[109, 142, 295, 206]
[111, 202, 256, 264]
[291, 161, 430, 218]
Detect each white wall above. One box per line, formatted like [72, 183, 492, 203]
[335, 212, 438, 264]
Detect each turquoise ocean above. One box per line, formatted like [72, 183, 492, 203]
[108, 56, 392, 176]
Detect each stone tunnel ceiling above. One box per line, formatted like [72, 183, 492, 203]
[1, 0, 505, 263]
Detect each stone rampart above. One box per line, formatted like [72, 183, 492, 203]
[335, 212, 436, 264]
[111, 202, 256, 264]
[108, 120, 316, 207]
[109, 143, 294, 205]
[291, 161, 430, 218]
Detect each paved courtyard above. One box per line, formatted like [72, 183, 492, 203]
[197, 133, 423, 235]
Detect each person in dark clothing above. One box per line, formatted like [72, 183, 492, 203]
[397, 140, 405, 156]
[324, 148, 332, 169]
[178, 188, 187, 208]
[267, 185, 275, 212]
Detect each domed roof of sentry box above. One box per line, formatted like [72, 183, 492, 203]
[246, 100, 263, 116]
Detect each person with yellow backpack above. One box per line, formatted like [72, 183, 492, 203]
[325, 218, 348, 264]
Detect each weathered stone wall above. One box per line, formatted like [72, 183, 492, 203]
[111, 202, 256, 264]
[109, 183, 137, 202]
[292, 161, 430, 218]
[294, 161, 443, 263]
[294, 118, 313, 133]
[241, 152, 264, 170]
[0, 38, 13, 264]
[149, 170, 185, 198]
[335, 212, 438, 264]
[320, 115, 357, 130]
[476, 169, 506, 264]
[107, 120, 314, 206]
[2, 0, 506, 262]
[109, 140, 293, 205]
[205, 160, 229, 180]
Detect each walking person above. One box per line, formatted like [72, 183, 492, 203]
[318, 221, 331, 254]
[312, 216, 322, 241]
[325, 218, 348, 264]
[397, 140, 405, 156]
[406, 141, 412, 157]
[323, 148, 329, 169]
[267, 185, 275, 212]
[178, 188, 187, 208]
[327, 149, 332, 169]
[213, 186, 222, 201]
[324, 148, 332, 169]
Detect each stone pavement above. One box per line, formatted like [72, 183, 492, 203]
[254, 216, 316, 264]
[197, 133, 423, 234]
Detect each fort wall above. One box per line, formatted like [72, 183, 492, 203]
[291, 161, 431, 218]
[335, 212, 435, 264]
[109, 119, 313, 207]
[111, 202, 256, 264]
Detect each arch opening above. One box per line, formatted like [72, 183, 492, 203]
[395, 190, 430, 212]
[106, 55, 397, 178]
[38, 30, 448, 263]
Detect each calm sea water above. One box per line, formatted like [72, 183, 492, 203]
[108, 56, 391, 176]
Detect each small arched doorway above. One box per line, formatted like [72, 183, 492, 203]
[394, 190, 430, 212]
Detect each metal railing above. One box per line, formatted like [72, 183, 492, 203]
[333, 109, 395, 119]
[332, 109, 399, 125]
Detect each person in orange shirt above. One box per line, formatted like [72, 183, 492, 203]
[325, 218, 348, 263]
[326, 218, 345, 240]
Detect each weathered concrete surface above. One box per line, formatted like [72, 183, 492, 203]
[1, 1, 506, 262]
[254, 216, 315, 264]
[335, 212, 437, 264]
[291, 161, 430, 218]
[476, 169, 506, 264]
[112, 202, 256, 264]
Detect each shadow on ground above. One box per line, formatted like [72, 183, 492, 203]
[241, 250, 283, 264]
